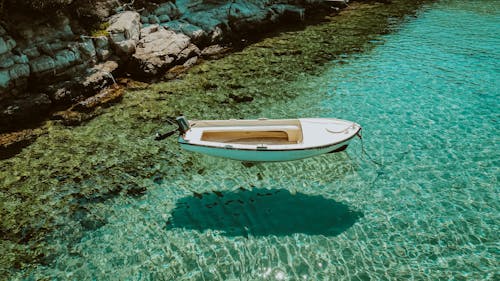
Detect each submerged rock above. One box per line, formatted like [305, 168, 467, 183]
[0, 128, 46, 159]
[52, 84, 124, 125]
[0, 93, 52, 132]
[229, 93, 253, 103]
[51, 109, 93, 126]
[73, 85, 124, 113]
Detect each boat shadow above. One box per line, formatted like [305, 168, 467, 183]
[166, 188, 363, 237]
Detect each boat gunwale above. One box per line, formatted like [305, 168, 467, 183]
[179, 126, 361, 152]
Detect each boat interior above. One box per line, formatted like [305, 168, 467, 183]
[193, 119, 304, 145]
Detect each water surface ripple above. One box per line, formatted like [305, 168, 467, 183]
[2, 0, 499, 280]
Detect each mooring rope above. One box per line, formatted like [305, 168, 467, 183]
[356, 130, 383, 167]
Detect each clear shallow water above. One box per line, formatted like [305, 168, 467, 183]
[4, 0, 500, 280]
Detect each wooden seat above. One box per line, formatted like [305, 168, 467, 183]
[201, 125, 302, 143]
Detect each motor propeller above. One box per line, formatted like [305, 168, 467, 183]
[154, 116, 190, 141]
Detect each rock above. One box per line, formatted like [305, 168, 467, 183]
[178, 44, 200, 62]
[79, 213, 107, 230]
[0, 93, 52, 132]
[81, 61, 119, 92]
[50, 41, 66, 52]
[78, 38, 97, 61]
[58, 23, 74, 41]
[201, 44, 230, 58]
[133, 25, 198, 76]
[38, 43, 53, 55]
[115, 40, 137, 56]
[51, 110, 92, 126]
[182, 9, 228, 34]
[0, 37, 9, 55]
[0, 70, 10, 90]
[211, 27, 224, 42]
[158, 15, 171, 23]
[8, 64, 30, 80]
[93, 36, 111, 61]
[140, 24, 159, 37]
[227, 1, 271, 32]
[136, 27, 186, 57]
[94, 0, 121, 19]
[54, 49, 80, 70]
[22, 47, 40, 59]
[39, 41, 66, 55]
[53, 63, 89, 81]
[154, 2, 180, 19]
[73, 0, 120, 21]
[93, 36, 109, 49]
[51, 87, 73, 103]
[148, 15, 160, 24]
[107, 11, 141, 56]
[271, 4, 305, 22]
[149, 15, 160, 24]
[0, 128, 46, 160]
[137, 55, 175, 76]
[0, 55, 15, 68]
[229, 93, 253, 103]
[5, 37, 16, 52]
[183, 56, 198, 68]
[116, 77, 148, 90]
[51, 85, 123, 127]
[165, 65, 188, 79]
[18, 28, 35, 43]
[96, 49, 111, 61]
[73, 85, 124, 113]
[29, 55, 56, 75]
[13, 55, 29, 65]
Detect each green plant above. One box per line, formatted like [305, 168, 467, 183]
[91, 21, 110, 37]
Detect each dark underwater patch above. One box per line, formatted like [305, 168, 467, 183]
[167, 188, 363, 237]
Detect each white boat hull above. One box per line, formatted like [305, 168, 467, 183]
[177, 118, 361, 162]
[180, 139, 353, 162]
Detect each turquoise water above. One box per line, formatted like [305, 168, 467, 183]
[8, 0, 500, 279]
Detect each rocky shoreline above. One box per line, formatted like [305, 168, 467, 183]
[0, 0, 350, 157]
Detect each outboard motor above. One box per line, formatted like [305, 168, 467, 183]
[155, 116, 190, 141]
[176, 116, 190, 134]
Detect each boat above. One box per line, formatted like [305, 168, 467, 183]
[171, 116, 361, 162]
